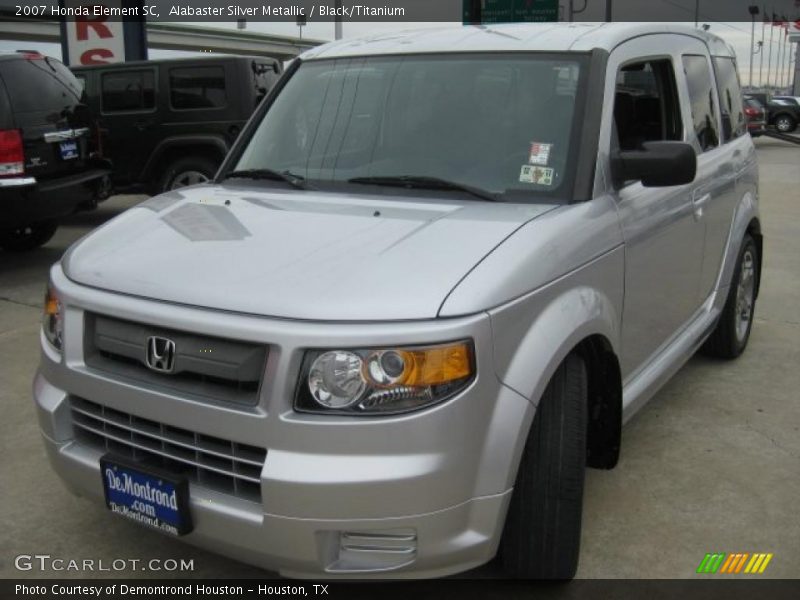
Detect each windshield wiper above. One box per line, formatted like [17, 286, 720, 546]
[347, 175, 499, 203]
[224, 168, 310, 190]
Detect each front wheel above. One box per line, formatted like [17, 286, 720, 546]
[158, 156, 218, 193]
[701, 234, 759, 359]
[0, 220, 58, 252]
[774, 114, 797, 133]
[499, 354, 587, 580]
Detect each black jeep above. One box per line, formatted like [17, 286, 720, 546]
[72, 56, 282, 194]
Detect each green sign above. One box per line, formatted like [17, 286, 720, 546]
[463, 0, 559, 24]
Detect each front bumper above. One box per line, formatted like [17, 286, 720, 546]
[33, 266, 533, 578]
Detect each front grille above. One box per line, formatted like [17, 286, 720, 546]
[84, 313, 267, 408]
[70, 397, 266, 503]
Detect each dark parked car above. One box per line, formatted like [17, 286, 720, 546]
[746, 92, 799, 133]
[72, 56, 282, 194]
[742, 96, 766, 136]
[0, 52, 109, 251]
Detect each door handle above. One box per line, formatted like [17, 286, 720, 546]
[692, 192, 711, 221]
[134, 121, 152, 131]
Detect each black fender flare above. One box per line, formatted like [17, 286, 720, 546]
[141, 135, 229, 182]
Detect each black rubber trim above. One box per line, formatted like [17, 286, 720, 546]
[572, 48, 609, 203]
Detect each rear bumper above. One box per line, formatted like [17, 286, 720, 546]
[1, 168, 110, 229]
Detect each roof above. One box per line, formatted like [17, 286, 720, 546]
[301, 23, 735, 61]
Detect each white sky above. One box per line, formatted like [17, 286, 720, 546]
[1, 19, 797, 90]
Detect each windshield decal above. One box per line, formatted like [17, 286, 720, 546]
[529, 142, 552, 166]
[519, 166, 554, 186]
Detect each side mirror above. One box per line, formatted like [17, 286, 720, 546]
[611, 141, 697, 188]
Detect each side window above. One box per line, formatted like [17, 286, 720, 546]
[101, 70, 155, 112]
[614, 59, 683, 151]
[681, 55, 719, 152]
[169, 66, 227, 110]
[712, 57, 746, 142]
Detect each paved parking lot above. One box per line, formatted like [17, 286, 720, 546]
[1, 137, 799, 579]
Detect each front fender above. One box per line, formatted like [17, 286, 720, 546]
[489, 246, 625, 405]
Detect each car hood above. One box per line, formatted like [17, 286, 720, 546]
[63, 183, 556, 320]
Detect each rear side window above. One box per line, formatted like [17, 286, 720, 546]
[682, 55, 719, 152]
[614, 59, 683, 151]
[169, 66, 226, 110]
[712, 57, 746, 142]
[1, 57, 83, 113]
[102, 70, 155, 113]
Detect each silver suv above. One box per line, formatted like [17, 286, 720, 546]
[35, 24, 761, 579]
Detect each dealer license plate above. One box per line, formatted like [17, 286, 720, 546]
[100, 455, 192, 536]
[59, 140, 78, 160]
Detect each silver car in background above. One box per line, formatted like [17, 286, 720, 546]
[35, 23, 761, 579]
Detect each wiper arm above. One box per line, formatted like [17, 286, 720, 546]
[348, 175, 499, 202]
[224, 168, 310, 190]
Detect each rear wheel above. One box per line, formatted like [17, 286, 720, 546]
[158, 156, 218, 193]
[701, 234, 758, 359]
[0, 220, 58, 252]
[774, 114, 797, 133]
[499, 354, 587, 580]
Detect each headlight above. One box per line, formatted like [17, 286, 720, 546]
[295, 341, 474, 415]
[43, 284, 64, 351]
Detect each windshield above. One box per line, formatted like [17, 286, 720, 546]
[233, 53, 587, 201]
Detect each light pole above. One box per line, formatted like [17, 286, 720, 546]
[766, 16, 775, 90]
[334, 0, 343, 40]
[759, 14, 767, 87]
[605, 0, 612, 22]
[748, 6, 760, 88]
[784, 31, 792, 90]
[754, 41, 764, 89]
[778, 29, 785, 90]
[694, 0, 700, 27]
[776, 23, 784, 90]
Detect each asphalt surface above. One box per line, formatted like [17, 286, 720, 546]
[1, 136, 799, 580]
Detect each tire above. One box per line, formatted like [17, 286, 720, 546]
[701, 234, 758, 359]
[158, 156, 218, 193]
[774, 114, 797, 133]
[0, 220, 58, 252]
[499, 354, 587, 580]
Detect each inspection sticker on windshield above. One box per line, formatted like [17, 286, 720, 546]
[528, 142, 552, 166]
[520, 165, 554, 186]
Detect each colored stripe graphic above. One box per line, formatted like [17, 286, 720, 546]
[719, 553, 750, 573]
[705, 552, 776, 575]
[697, 553, 726, 573]
[698, 552, 773, 575]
